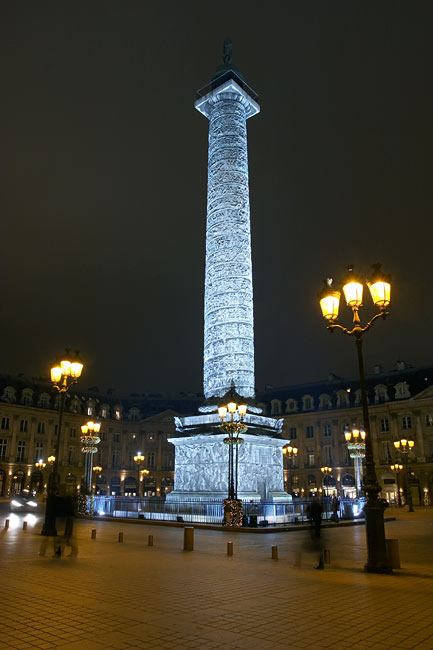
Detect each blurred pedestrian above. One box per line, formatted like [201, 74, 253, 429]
[331, 494, 340, 522]
[307, 496, 325, 569]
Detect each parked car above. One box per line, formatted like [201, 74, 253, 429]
[10, 492, 39, 512]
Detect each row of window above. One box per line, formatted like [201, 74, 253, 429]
[286, 414, 431, 440]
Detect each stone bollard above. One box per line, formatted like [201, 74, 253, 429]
[91, 529, 96, 539]
[4, 519, 9, 529]
[148, 534, 153, 547]
[183, 527, 194, 551]
[118, 532, 124, 543]
[22, 521, 28, 531]
[271, 545, 278, 560]
[227, 541, 233, 556]
[324, 549, 331, 564]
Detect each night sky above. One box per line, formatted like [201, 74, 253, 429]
[2, 1, 432, 396]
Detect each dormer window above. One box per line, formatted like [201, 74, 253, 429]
[21, 389, 33, 406]
[271, 399, 282, 415]
[129, 408, 140, 421]
[336, 390, 350, 408]
[319, 394, 332, 409]
[2, 387, 16, 403]
[395, 382, 411, 399]
[38, 393, 50, 409]
[374, 384, 389, 404]
[100, 405, 110, 419]
[285, 399, 298, 413]
[302, 395, 314, 411]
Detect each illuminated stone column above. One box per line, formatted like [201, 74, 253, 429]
[195, 69, 260, 399]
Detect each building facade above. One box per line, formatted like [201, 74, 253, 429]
[257, 362, 433, 505]
[1, 362, 433, 505]
[0, 374, 201, 498]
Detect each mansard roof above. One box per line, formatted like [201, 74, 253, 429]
[0, 373, 203, 420]
[257, 364, 433, 412]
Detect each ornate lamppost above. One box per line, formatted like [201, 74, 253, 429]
[320, 466, 332, 496]
[92, 465, 102, 495]
[218, 399, 247, 527]
[283, 445, 298, 496]
[134, 452, 145, 497]
[80, 421, 101, 512]
[319, 263, 391, 573]
[393, 439, 415, 512]
[41, 351, 84, 537]
[34, 459, 46, 495]
[344, 427, 366, 497]
[390, 464, 403, 507]
[140, 468, 150, 497]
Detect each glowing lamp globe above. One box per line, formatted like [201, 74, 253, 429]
[367, 264, 391, 309]
[342, 281, 363, 307]
[51, 366, 62, 383]
[60, 359, 71, 376]
[319, 283, 341, 321]
[70, 360, 84, 378]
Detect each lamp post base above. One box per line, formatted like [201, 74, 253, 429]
[363, 497, 392, 574]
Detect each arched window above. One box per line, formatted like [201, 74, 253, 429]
[336, 390, 350, 408]
[285, 398, 298, 413]
[374, 384, 389, 404]
[271, 399, 282, 415]
[2, 386, 16, 403]
[302, 395, 314, 410]
[319, 394, 332, 409]
[21, 389, 33, 406]
[394, 382, 411, 399]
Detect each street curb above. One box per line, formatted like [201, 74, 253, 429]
[76, 514, 396, 533]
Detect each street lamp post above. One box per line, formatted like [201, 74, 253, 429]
[319, 264, 391, 573]
[134, 452, 145, 497]
[344, 427, 366, 497]
[283, 445, 298, 496]
[140, 468, 150, 497]
[218, 394, 248, 527]
[390, 464, 403, 507]
[80, 421, 101, 512]
[320, 466, 332, 519]
[393, 439, 415, 512]
[41, 350, 84, 537]
[92, 465, 102, 495]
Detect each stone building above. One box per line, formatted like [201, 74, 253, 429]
[1, 361, 433, 505]
[257, 362, 433, 505]
[0, 373, 201, 498]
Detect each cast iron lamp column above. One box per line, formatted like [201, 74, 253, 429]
[319, 264, 391, 573]
[80, 421, 101, 496]
[92, 465, 102, 495]
[390, 464, 403, 507]
[320, 466, 332, 496]
[283, 445, 298, 496]
[140, 468, 150, 497]
[134, 453, 145, 497]
[41, 351, 84, 536]
[34, 460, 46, 494]
[393, 439, 415, 512]
[344, 427, 366, 497]
[218, 401, 248, 501]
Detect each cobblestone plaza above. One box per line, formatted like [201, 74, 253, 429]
[1, 508, 432, 650]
